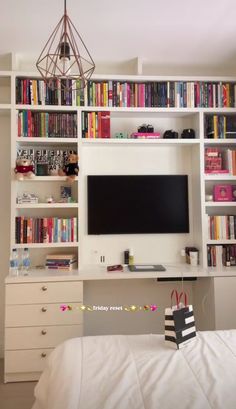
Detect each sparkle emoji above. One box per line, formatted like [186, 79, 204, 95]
[150, 304, 158, 312]
[79, 305, 87, 312]
[130, 305, 140, 312]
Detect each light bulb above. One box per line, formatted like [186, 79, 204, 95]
[58, 57, 71, 77]
[58, 41, 71, 78]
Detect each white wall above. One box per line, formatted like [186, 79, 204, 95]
[0, 113, 10, 357]
[79, 142, 201, 267]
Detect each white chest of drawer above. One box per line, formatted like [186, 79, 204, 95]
[5, 277, 83, 382]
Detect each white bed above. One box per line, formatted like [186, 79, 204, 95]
[32, 331, 236, 409]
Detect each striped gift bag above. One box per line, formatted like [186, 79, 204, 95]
[165, 290, 196, 349]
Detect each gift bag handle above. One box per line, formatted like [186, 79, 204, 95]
[171, 289, 179, 308]
[179, 291, 188, 307]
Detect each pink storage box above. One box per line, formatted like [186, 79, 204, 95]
[213, 185, 232, 201]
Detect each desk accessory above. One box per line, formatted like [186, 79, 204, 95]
[163, 130, 178, 139]
[181, 128, 195, 138]
[107, 265, 123, 272]
[124, 250, 129, 265]
[128, 264, 166, 272]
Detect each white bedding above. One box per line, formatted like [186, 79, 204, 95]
[32, 331, 236, 409]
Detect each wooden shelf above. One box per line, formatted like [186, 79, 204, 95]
[14, 242, 79, 248]
[205, 202, 236, 207]
[207, 240, 236, 244]
[16, 137, 77, 144]
[16, 203, 78, 209]
[16, 176, 78, 181]
[81, 138, 200, 146]
[204, 174, 236, 181]
[15, 104, 77, 112]
[204, 139, 236, 145]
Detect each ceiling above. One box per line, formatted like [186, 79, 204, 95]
[1, 0, 236, 75]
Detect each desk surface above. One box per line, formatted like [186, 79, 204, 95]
[5, 263, 236, 283]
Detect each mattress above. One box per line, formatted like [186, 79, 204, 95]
[32, 330, 236, 409]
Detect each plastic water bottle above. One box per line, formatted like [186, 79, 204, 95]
[22, 248, 30, 273]
[9, 248, 19, 276]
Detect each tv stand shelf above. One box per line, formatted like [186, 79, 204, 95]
[5, 264, 236, 283]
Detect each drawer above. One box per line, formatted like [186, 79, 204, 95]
[5, 303, 83, 327]
[5, 325, 83, 350]
[6, 281, 83, 305]
[5, 348, 53, 374]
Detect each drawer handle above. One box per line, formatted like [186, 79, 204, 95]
[41, 352, 47, 358]
[41, 307, 47, 312]
[41, 286, 47, 291]
[41, 330, 47, 335]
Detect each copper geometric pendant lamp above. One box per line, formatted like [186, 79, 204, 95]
[36, 0, 95, 91]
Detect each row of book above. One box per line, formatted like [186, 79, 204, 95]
[204, 148, 236, 175]
[81, 111, 111, 138]
[86, 81, 236, 108]
[15, 217, 78, 244]
[45, 254, 77, 271]
[18, 111, 77, 138]
[17, 148, 76, 175]
[16, 78, 236, 108]
[205, 115, 236, 139]
[207, 245, 236, 267]
[15, 78, 84, 106]
[208, 215, 236, 240]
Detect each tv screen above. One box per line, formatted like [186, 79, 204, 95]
[87, 175, 189, 235]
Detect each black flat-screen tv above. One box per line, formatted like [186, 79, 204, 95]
[87, 175, 189, 235]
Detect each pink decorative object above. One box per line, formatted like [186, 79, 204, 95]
[130, 132, 161, 139]
[213, 185, 232, 201]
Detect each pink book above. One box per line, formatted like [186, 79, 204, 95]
[101, 112, 111, 138]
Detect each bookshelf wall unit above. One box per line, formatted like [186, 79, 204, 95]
[8, 73, 236, 282]
[3, 68, 236, 381]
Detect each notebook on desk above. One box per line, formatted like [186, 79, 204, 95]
[128, 265, 166, 272]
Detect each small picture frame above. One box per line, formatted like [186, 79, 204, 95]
[36, 163, 49, 176]
[60, 185, 72, 199]
[232, 186, 236, 201]
[213, 184, 232, 202]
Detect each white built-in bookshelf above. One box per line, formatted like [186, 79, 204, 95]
[1, 68, 236, 274]
[3, 62, 236, 381]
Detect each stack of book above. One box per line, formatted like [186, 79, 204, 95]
[45, 254, 77, 271]
[81, 111, 110, 138]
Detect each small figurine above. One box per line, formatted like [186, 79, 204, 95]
[59, 152, 79, 182]
[45, 195, 55, 204]
[14, 158, 35, 181]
